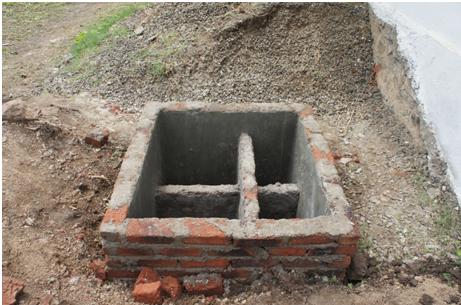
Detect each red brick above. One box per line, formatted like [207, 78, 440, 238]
[182, 219, 230, 245]
[138, 259, 178, 268]
[231, 259, 264, 268]
[161, 276, 182, 300]
[183, 274, 224, 296]
[133, 282, 163, 304]
[101, 205, 128, 224]
[116, 248, 154, 256]
[159, 248, 202, 257]
[222, 269, 253, 279]
[106, 259, 123, 268]
[180, 259, 229, 269]
[102, 247, 113, 255]
[157, 270, 197, 278]
[269, 247, 306, 256]
[311, 145, 334, 162]
[279, 258, 319, 268]
[338, 236, 360, 245]
[338, 225, 360, 245]
[89, 259, 106, 280]
[335, 244, 357, 256]
[206, 249, 253, 257]
[328, 256, 352, 269]
[136, 268, 160, 285]
[306, 247, 335, 256]
[100, 230, 120, 242]
[289, 235, 334, 245]
[126, 219, 175, 244]
[106, 269, 139, 279]
[234, 238, 281, 247]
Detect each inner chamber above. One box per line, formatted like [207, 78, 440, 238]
[128, 110, 328, 219]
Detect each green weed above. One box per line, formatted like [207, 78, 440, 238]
[132, 31, 186, 78]
[71, 4, 145, 59]
[358, 223, 373, 251]
[66, 4, 146, 76]
[71, 4, 144, 58]
[149, 61, 167, 78]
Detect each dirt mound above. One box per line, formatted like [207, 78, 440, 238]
[47, 3, 376, 112]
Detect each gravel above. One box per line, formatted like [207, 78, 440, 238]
[46, 3, 377, 114]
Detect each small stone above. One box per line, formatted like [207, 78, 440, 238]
[134, 26, 144, 35]
[347, 251, 368, 281]
[84, 128, 109, 148]
[398, 273, 416, 286]
[63, 53, 73, 64]
[161, 276, 181, 300]
[77, 183, 88, 192]
[408, 278, 418, 287]
[133, 281, 163, 304]
[69, 276, 79, 285]
[24, 217, 35, 226]
[339, 157, 353, 165]
[183, 273, 224, 296]
[419, 294, 434, 305]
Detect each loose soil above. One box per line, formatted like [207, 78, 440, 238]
[2, 3, 460, 305]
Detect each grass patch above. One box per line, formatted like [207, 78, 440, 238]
[411, 172, 461, 247]
[434, 202, 461, 245]
[71, 4, 145, 59]
[132, 31, 186, 78]
[149, 61, 167, 77]
[436, 206, 456, 232]
[455, 248, 461, 266]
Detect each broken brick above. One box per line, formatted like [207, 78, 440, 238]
[183, 274, 224, 296]
[84, 128, 109, 148]
[132, 281, 163, 304]
[2, 276, 25, 305]
[136, 267, 160, 285]
[89, 259, 106, 280]
[161, 276, 182, 300]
